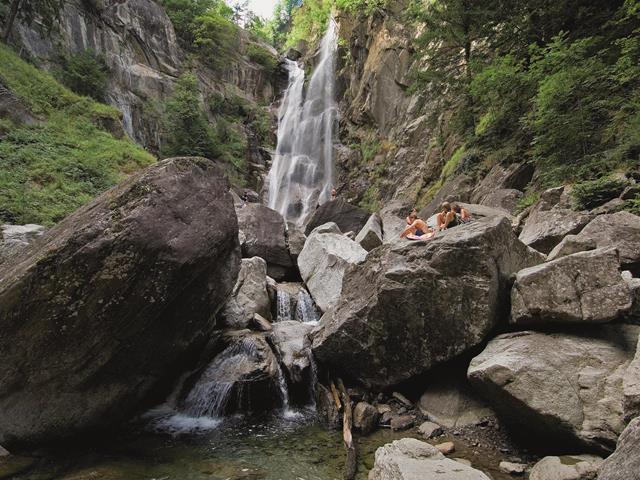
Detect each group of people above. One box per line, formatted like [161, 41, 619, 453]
[400, 202, 471, 241]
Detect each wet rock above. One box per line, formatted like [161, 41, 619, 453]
[418, 421, 443, 439]
[237, 204, 294, 281]
[529, 455, 603, 480]
[519, 194, 592, 254]
[270, 321, 314, 385]
[571, 211, 640, 275]
[297, 222, 367, 312]
[353, 401, 379, 435]
[0, 224, 45, 264]
[468, 326, 640, 453]
[369, 438, 490, 480]
[220, 257, 272, 328]
[312, 216, 541, 389]
[355, 213, 383, 251]
[499, 461, 527, 475]
[390, 414, 414, 431]
[418, 376, 495, 428]
[316, 383, 341, 430]
[547, 235, 597, 262]
[0, 157, 240, 445]
[304, 198, 369, 236]
[286, 222, 306, 262]
[435, 442, 456, 455]
[511, 248, 632, 326]
[597, 416, 640, 480]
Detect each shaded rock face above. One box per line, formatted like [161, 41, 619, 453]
[297, 223, 367, 312]
[468, 326, 640, 453]
[0, 224, 45, 264]
[547, 235, 597, 262]
[471, 163, 534, 214]
[355, 213, 383, 251]
[597, 416, 640, 480]
[0, 157, 240, 445]
[219, 257, 271, 329]
[180, 331, 280, 417]
[368, 438, 491, 480]
[312, 217, 541, 389]
[236, 204, 294, 281]
[529, 455, 603, 480]
[304, 198, 370, 237]
[511, 248, 632, 326]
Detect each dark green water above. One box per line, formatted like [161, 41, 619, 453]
[4, 408, 516, 480]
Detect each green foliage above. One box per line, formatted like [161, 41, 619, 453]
[56, 49, 108, 101]
[442, 146, 465, 178]
[571, 176, 628, 210]
[360, 135, 381, 163]
[286, 0, 332, 48]
[246, 43, 278, 74]
[193, 10, 239, 67]
[359, 184, 380, 212]
[158, 0, 233, 47]
[516, 192, 540, 213]
[0, 42, 154, 225]
[162, 73, 218, 159]
[335, 0, 387, 15]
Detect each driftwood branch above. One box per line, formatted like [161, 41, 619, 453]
[337, 378, 356, 480]
[330, 380, 342, 411]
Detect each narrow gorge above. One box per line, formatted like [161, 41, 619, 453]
[1, 1, 639, 480]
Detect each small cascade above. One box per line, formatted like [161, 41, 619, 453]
[266, 19, 339, 224]
[307, 350, 319, 407]
[276, 289, 293, 322]
[294, 289, 320, 323]
[274, 358, 291, 412]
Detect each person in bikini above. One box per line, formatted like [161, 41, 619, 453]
[451, 203, 471, 223]
[401, 208, 435, 240]
[436, 202, 459, 230]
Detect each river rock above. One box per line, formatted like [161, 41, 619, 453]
[181, 331, 280, 416]
[297, 222, 367, 312]
[369, 439, 490, 480]
[355, 213, 383, 251]
[312, 216, 541, 389]
[390, 414, 415, 431]
[270, 321, 314, 385]
[597, 416, 640, 480]
[236, 203, 294, 280]
[529, 455, 603, 480]
[546, 235, 597, 261]
[418, 421, 443, 438]
[219, 257, 271, 328]
[511, 248, 632, 326]
[0, 157, 240, 445]
[353, 401, 379, 435]
[518, 200, 591, 254]
[499, 461, 527, 475]
[0, 224, 45, 264]
[304, 198, 369, 236]
[468, 326, 640, 453]
[572, 211, 640, 275]
[418, 376, 494, 428]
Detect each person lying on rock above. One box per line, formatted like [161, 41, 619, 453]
[401, 208, 435, 240]
[452, 202, 471, 223]
[436, 202, 460, 230]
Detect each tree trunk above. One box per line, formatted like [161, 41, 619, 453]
[3, 0, 23, 42]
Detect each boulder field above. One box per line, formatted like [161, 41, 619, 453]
[0, 157, 240, 445]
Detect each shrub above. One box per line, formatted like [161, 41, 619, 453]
[571, 175, 628, 210]
[56, 49, 108, 101]
[246, 43, 278, 74]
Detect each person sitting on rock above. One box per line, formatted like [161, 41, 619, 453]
[401, 209, 435, 240]
[436, 202, 460, 230]
[451, 203, 471, 223]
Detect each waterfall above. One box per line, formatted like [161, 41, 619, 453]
[266, 19, 339, 225]
[295, 289, 320, 324]
[276, 290, 293, 322]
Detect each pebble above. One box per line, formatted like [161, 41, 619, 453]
[435, 442, 456, 455]
[390, 414, 414, 431]
[499, 461, 527, 475]
[0, 445, 10, 457]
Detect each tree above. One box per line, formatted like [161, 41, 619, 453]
[1, 0, 65, 42]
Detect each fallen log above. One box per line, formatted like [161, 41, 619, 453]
[330, 380, 342, 411]
[337, 378, 356, 480]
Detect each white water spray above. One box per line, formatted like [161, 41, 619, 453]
[266, 19, 339, 225]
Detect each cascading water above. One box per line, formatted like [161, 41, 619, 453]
[266, 19, 339, 225]
[295, 289, 320, 324]
[276, 290, 293, 322]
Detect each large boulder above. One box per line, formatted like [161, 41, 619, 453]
[368, 438, 491, 480]
[546, 234, 597, 261]
[511, 248, 633, 326]
[355, 213, 383, 251]
[219, 257, 271, 329]
[468, 326, 640, 453]
[0, 224, 45, 264]
[270, 321, 315, 391]
[471, 162, 534, 205]
[380, 200, 413, 243]
[572, 211, 640, 275]
[312, 216, 542, 389]
[519, 194, 591, 254]
[304, 198, 369, 236]
[597, 416, 640, 480]
[236, 204, 294, 280]
[0, 157, 241, 445]
[297, 223, 367, 312]
[529, 455, 603, 480]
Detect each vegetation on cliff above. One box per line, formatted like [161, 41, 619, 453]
[0, 42, 154, 225]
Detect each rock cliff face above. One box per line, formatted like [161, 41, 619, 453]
[10, 0, 277, 154]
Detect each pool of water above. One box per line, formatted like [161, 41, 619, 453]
[6, 407, 521, 480]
